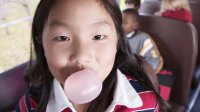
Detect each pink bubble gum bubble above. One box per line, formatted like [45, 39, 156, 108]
[64, 69, 102, 104]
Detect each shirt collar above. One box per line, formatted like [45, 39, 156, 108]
[46, 69, 143, 112]
[46, 79, 77, 112]
[105, 69, 142, 112]
[126, 31, 135, 38]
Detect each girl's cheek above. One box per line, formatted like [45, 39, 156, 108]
[46, 54, 69, 84]
[47, 53, 68, 67]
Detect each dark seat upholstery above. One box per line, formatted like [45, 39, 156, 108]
[139, 0, 160, 15]
[0, 62, 29, 111]
[189, 1, 200, 64]
[138, 15, 198, 111]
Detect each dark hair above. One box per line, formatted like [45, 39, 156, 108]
[123, 8, 139, 23]
[125, 0, 141, 9]
[29, 0, 168, 112]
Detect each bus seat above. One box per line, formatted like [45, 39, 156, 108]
[139, 0, 160, 15]
[0, 62, 29, 111]
[189, 1, 200, 64]
[138, 15, 198, 111]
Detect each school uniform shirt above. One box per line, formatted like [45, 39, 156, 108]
[161, 8, 192, 22]
[16, 69, 159, 112]
[127, 30, 163, 73]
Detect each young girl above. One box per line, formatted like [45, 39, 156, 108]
[16, 0, 168, 112]
[155, 0, 192, 22]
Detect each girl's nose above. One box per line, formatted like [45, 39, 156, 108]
[70, 43, 93, 66]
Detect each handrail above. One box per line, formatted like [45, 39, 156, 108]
[0, 16, 32, 28]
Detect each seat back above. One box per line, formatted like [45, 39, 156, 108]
[138, 15, 198, 107]
[189, 1, 200, 64]
[0, 62, 29, 111]
[139, 0, 160, 15]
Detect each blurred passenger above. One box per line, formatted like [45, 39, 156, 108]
[125, 0, 141, 10]
[122, 8, 163, 73]
[123, 8, 175, 101]
[155, 0, 192, 22]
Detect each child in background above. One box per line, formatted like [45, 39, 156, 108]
[125, 0, 141, 10]
[123, 8, 174, 101]
[122, 8, 163, 74]
[15, 0, 169, 112]
[155, 0, 192, 22]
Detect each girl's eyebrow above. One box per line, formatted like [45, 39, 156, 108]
[91, 20, 113, 30]
[92, 20, 112, 27]
[48, 20, 69, 28]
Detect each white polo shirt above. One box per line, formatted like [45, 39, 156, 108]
[46, 69, 143, 112]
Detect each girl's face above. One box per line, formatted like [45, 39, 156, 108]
[42, 0, 118, 85]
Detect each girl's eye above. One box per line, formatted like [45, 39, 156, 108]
[92, 35, 107, 40]
[54, 36, 70, 41]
